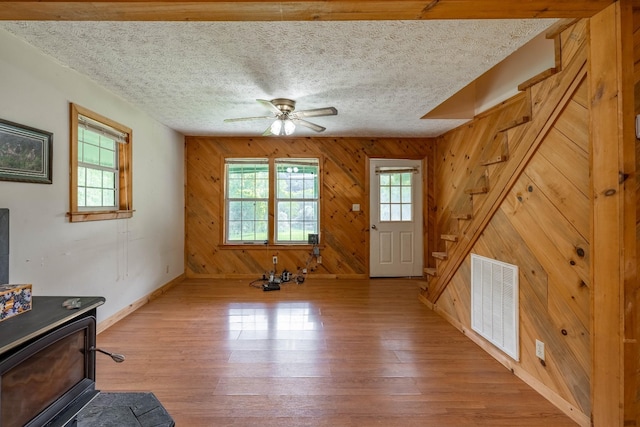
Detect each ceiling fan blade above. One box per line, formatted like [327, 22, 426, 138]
[292, 118, 326, 133]
[262, 123, 274, 136]
[224, 115, 274, 123]
[257, 99, 283, 115]
[291, 107, 338, 119]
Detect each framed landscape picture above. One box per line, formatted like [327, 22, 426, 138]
[0, 118, 52, 184]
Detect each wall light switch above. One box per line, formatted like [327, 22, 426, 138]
[352, 204, 360, 212]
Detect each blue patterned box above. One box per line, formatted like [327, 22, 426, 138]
[0, 284, 32, 322]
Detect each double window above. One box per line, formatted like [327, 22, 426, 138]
[69, 103, 133, 222]
[225, 158, 319, 244]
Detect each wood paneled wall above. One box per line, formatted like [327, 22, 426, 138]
[185, 137, 434, 279]
[632, 6, 640, 425]
[423, 20, 592, 425]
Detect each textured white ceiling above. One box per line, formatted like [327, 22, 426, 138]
[0, 20, 556, 137]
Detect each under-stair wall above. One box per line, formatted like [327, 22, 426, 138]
[420, 20, 591, 425]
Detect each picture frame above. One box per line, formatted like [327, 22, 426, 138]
[0, 118, 52, 184]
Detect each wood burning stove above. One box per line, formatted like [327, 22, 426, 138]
[0, 296, 105, 427]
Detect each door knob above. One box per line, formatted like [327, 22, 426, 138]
[371, 224, 377, 230]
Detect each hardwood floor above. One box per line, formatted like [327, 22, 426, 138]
[95, 278, 577, 426]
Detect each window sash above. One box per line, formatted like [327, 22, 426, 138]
[275, 200, 318, 243]
[225, 159, 269, 243]
[77, 165, 118, 210]
[77, 123, 120, 211]
[227, 200, 269, 243]
[275, 158, 319, 243]
[69, 103, 133, 223]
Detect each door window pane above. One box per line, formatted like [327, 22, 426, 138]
[379, 171, 413, 222]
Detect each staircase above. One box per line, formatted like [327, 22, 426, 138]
[420, 18, 586, 303]
[422, 122, 513, 296]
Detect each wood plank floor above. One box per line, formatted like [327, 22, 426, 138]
[95, 278, 577, 426]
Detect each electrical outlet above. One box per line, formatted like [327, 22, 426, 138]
[535, 339, 545, 360]
[317, 255, 322, 264]
[272, 256, 278, 264]
[302, 268, 307, 274]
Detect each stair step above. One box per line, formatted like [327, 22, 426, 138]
[518, 68, 558, 91]
[496, 115, 531, 132]
[441, 234, 458, 242]
[432, 252, 448, 260]
[545, 18, 581, 39]
[424, 267, 437, 276]
[452, 212, 472, 220]
[465, 185, 489, 195]
[480, 155, 508, 166]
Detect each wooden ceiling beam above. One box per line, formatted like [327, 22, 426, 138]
[0, 1, 616, 21]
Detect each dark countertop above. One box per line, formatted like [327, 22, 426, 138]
[0, 296, 105, 354]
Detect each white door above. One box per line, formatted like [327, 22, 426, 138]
[369, 159, 423, 277]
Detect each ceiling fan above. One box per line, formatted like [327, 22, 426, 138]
[224, 98, 338, 136]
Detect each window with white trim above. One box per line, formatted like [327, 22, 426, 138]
[224, 157, 320, 244]
[69, 103, 133, 222]
[275, 158, 319, 243]
[225, 159, 269, 243]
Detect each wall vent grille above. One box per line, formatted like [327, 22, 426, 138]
[471, 254, 519, 361]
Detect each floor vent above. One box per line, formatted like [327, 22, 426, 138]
[471, 254, 519, 361]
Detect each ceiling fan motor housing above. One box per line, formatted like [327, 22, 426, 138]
[271, 98, 296, 113]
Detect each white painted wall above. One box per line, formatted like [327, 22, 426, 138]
[0, 29, 185, 323]
[474, 32, 556, 114]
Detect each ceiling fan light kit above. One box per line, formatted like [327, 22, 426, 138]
[224, 98, 338, 136]
[269, 118, 296, 136]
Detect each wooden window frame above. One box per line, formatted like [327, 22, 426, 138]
[68, 103, 133, 222]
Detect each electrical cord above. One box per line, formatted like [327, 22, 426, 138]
[249, 278, 268, 289]
[249, 241, 318, 288]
